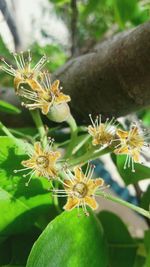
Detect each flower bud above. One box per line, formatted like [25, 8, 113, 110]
[47, 102, 71, 122]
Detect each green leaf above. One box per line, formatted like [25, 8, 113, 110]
[0, 100, 21, 114]
[27, 209, 108, 267]
[144, 230, 150, 253]
[133, 255, 145, 267]
[144, 251, 150, 267]
[144, 230, 150, 267]
[0, 136, 57, 242]
[116, 155, 150, 185]
[140, 185, 150, 211]
[112, 0, 138, 27]
[98, 211, 137, 267]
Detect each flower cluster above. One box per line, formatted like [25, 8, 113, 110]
[0, 51, 70, 115]
[1, 51, 149, 216]
[14, 140, 106, 215]
[88, 115, 149, 172]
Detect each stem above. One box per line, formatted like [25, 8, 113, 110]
[53, 180, 62, 214]
[69, 146, 112, 167]
[0, 121, 15, 138]
[97, 191, 150, 220]
[30, 110, 47, 147]
[65, 114, 78, 158]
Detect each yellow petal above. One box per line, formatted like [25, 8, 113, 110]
[132, 150, 140, 162]
[87, 178, 104, 194]
[114, 146, 129, 155]
[51, 80, 60, 94]
[48, 151, 61, 162]
[74, 167, 85, 182]
[63, 197, 79, 210]
[21, 158, 35, 168]
[34, 142, 43, 155]
[41, 103, 51, 115]
[63, 179, 73, 190]
[116, 129, 128, 139]
[55, 93, 71, 104]
[14, 77, 22, 92]
[27, 79, 42, 92]
[84, 196, 98, 210]
[92, 139, 99, 146]
[47, 167, 57, 177]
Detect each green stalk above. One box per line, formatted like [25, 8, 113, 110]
[65, 114, 78, 158]
[0, 121, 16, 138]
[69, 146, 112, 167]
[97, 191, 150, 220]
[30, 110, 47, 147]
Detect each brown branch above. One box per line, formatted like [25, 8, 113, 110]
[53, 21, 150, 122]
[1, 21, 150, 125]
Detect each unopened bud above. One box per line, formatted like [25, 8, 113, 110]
[47, 102, 70, 122]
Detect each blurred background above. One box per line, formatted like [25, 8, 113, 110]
[0, 0, 150, 71]
[0, 0, 150, 236]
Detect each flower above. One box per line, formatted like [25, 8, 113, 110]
[114, 124, 149, 172]
[88, 114, 116, 146]
[20, 72, 71, 115]
[14, 141, 61, 185]
[53, 165, 104, 216]
[0, 51, 48, 93]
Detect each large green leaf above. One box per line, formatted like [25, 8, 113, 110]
[0, 100, 21, 114]
[0, 136, 57, 242]
[98, 211, 137, 267]
[116, 155, 150, 185]
[144, 230, 150, 267]
[27, 209, 108, 267]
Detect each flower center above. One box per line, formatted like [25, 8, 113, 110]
[73, 182, 87, 198]
[36, 156, 49, 168]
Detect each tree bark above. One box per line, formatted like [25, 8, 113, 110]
[1, 21, 150, 125]
[53, 21, 150, 122]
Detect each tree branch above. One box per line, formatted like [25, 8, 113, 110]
[0, 0, 20, 49]
[53, 21, 150, 122]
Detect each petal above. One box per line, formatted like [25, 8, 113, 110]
[63, 179, 73, 191]
[47, 167, 57, 177]
[34, 142, 43, 155]
[48, 151, 61, 162]
[92, 139, 99, 146]
[27, 79, 42, 92]
[87, 178, 104, 194]
[84, 196, 98, 210]
[116, 129, 128, 139]
[74, 167, 85, 182]
[55, 93, 71, 104]
[41, 103, 51, 115]
[63, 197, 79, 211]
[21, 158, 36, 168]
[132, 150, 140, 162]
[51, 80, 60, 94]
[114, 146, 129, 155]
[14, 77, 22, 92]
